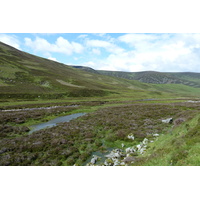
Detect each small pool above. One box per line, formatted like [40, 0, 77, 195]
[29, 113, 86, 134]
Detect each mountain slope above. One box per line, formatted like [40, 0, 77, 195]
[0, 41, 200, 100]
[0, 42, 157, 99]
[98, 70, 200, 88]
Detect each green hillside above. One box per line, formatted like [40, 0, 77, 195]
[0, 41, 145, 99]
[0, 41, 200, 101]
[98, 70, 200, 88]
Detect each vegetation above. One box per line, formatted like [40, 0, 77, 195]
[132, 111, 200, 166]
[0, 41, 200, 166]
[0, 100, 199, 166]
[1, 41, 200, 102]
[98, 70, 200, 88]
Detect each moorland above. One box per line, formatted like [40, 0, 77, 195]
[0, 41, 200, 166]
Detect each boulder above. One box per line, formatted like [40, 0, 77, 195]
[127, 134, 135, 140]
[142, 138, 148, 145]
[105, 149, 123, 159]
[162, 118, 173, 124]
[125, 147, 136, 154]
[123, 156, 136, 163]
[90, 155, 98, 165]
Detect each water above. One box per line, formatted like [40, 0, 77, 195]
[29, 113, 86, 134]
[1, 105, 78, 112]
[83, 147, 114, 166]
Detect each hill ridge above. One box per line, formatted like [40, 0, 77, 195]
[0, 41, 200, 100]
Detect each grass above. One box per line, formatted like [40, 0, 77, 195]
[132, 112, 200, 166]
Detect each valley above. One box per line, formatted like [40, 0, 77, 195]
[0, 41, 200, 166]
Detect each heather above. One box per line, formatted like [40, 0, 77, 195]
[0, 101, 199, 166]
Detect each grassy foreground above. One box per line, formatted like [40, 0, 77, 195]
[133, 112, 200, 166]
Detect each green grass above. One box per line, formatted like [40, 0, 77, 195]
[133, 112, 200, 166]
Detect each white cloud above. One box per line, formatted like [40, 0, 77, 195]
[0, 34, 20, 49]
[86, 39, 124, 54]
[25, 36, 84, 55]
[78, 34, 88, 39]
[48, 57, 57, 62]
[83, 33, 200, 72]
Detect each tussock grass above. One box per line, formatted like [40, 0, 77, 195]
[133, 112, 200, 166]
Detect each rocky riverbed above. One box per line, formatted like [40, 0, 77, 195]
[86, 133, 160, 166]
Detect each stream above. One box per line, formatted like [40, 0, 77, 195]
[29, 112, 86, 134]
[1, 105, 78, 112]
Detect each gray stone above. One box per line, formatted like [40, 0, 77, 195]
[142, 138, 148, 145]
[123, 156, 136, 163]
[125, 147, 136, 154]
[90, 155, 98, 164]
[127, 134, 135, 140]
[162, 118, 173, 124]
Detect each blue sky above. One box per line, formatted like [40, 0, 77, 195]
[1, 33, 200, 72]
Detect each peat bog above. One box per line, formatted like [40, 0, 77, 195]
[0, 100, 199, 166]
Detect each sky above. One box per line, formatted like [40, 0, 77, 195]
[1, 33, 200, 72]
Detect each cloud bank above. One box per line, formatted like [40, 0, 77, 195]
[0, 34, 20, 49]
[85, 33, 200, 72]
[25, 36, 84, 56]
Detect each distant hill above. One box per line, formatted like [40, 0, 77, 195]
[0, 41, 200, 100]
[97, 70, 200, 88]
[70, 65, 99, 74]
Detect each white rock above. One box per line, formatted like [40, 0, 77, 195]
[127, 134, 135, 140]
[136, 144, 142, 151]
[114, 152, 121, 158]
[90, 155, 98, 164]
[142, 138, 148, 145]
[162, 118, 173, 123]
[153, 133, 159, 137]
[125, 147, 135, 154]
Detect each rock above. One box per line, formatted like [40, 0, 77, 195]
[127, 134, 135, 140]
[153, 133, 159, 137]
[32, 141, 42, 145]
[114, 152, 121, 158]
[162, 118, 173, 124]
[139, 146, 146, 154]
[136, 144, 142, 151]
[125, 147, 136, 154]
[142, 138, 148, 145]
[105, 149, 123, 159]
[90, 155, 98, 165]
[187, 100, 200, 103]
[112, 158, 120, 166]
[123, 156, 136, 163]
